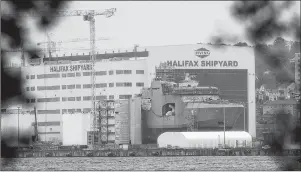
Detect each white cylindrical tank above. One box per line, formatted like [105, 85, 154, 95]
[62, 113, 90, 146]
[157, 131, 252, 149]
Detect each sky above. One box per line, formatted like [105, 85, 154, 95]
[26, 1, 246, 55]
[3, 1, 301, 59]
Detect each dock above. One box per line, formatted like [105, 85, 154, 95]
[16, 148, 301, 158]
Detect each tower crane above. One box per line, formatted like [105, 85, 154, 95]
[6, 8, 117, 147]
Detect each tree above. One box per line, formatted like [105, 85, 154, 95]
[1, 0, 68, 165]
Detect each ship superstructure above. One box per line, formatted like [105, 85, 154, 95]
[140, 74, 245, 144]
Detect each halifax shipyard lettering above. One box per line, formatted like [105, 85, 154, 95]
[50, 64, 92, 72]
[166, 60, 238, 67]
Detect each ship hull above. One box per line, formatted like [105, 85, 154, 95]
[142, 103, 247, 144]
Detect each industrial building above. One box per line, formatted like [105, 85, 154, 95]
[2, 43, 256, 145]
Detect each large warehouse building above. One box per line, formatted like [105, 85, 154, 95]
[1, 43, 256, 144]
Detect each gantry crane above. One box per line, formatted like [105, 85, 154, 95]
[6, 8, 117, 147]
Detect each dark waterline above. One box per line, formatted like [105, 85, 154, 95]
[1, 156, 299, 171]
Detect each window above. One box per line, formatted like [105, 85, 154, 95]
[26, 75, 29, 79]
[116, 70, 131, 74]
[124, 70, 131, 74]
[26, 87, 30, 91]
[67, 73, 75, 77]
[62, 109, 67, 114]
[26, 99, 30, 103]
[109, 70, 114, 75]
[83, 96, 91, 101]
[116, 83, 123, 87]
[30, 99, 35, 103]
[37, 74, 60, 79]
[62, 97, 67, 101]
[96, 83, 107, 88]
[136, 82, 144, 87]
[109, 95, 114, 100]
[68, 97, 75, 101]
[136, 70, 144, 74]
[96, 95, 107, 100]
[62, 73, 66, 78]
[37, 109, 60, 114]
[31, 87, 35, 91]
[76, 109, 81, 112]
[67, 84, 75, 89]
[116, 70, 124, 74]
[76, 97, 81, 101]
[68, 109, 75, 113]
[116, 82, 132, 87]
[119, 95, 132, 99]
[83, 84, 92, 89]
[83, 72, 91, 76]
[76, 84, 81, 89]
[62, 85, 66, 89]
[37, 122, 60, 126]
[30, 75, 35, 79]
[96, 71, 107, 76]
[83, 108, 91, 113]
[37, 85, 60, 91]
[124, 82, 132, 87]
[109, 83, 114, 87]
[37, 97, 60, 102]
[162, 103, 176, 117]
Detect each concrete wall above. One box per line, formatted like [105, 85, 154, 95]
[130, 98, 142, 144]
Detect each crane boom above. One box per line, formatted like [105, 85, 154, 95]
[7, 8, 116, 17]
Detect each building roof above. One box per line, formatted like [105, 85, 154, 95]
[264, 99, 298, 105]
[42, 51, 149, 62]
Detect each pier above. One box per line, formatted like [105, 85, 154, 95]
[16, 148, 301, 158]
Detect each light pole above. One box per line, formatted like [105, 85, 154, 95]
[243, 104, 246, 132]
[223, 107, 226, 148]
[17, 107, 20, 149]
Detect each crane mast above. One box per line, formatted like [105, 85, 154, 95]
[83, 8, 116, 147]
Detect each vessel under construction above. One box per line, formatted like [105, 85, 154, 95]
[140, 72, 247, 144]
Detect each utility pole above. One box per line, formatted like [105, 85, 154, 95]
[244, 104, 246, 132]
[223, 107, 226, 148]
[34, 106, 38, 142]
[17, 107, 20, 149]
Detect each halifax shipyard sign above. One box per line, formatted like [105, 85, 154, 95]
[165, 47, 238, 68]
[50, 64, 92, 72]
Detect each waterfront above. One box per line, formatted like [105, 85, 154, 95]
[1, 156, 300, 171]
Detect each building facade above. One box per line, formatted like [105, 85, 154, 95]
[18, 52, 149, 142]
[2, 43, 257, 143]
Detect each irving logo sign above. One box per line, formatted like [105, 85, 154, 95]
[195, 48, 210, 58]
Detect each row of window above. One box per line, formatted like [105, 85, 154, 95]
[26, 82, 145, 91]
[26, 95, 132, 103]
[26, 70, 145, 79]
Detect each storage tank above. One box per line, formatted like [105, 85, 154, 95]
[115, 100, 130, 145]
[157, 131, 252, 149]
[62, 113, 90, 146]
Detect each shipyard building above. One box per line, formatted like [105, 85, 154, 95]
[1, 44, 256, 146]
